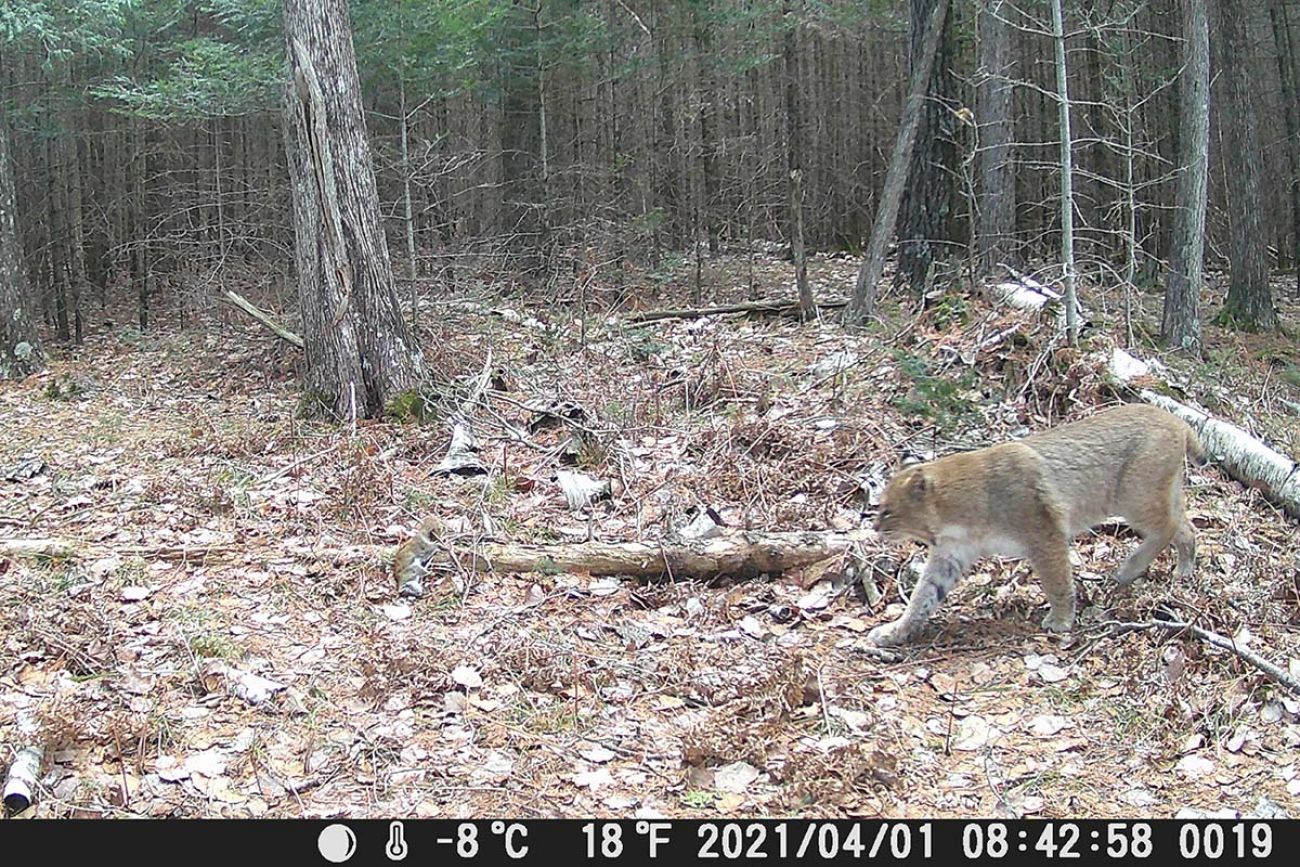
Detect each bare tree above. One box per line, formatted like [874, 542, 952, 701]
[282, 0, 425, 419]
[1049, 0, 1079, 345]
[1162, 0, 1210, 354]
[1270, 0, 1300, 292]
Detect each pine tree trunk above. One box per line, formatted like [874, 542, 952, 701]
[976, 0, 1016, 273]
[1267, 0, 1299, 295]
[1216, 0, 1276, 329]
[1161, 0, 1209, 354]
[784, 0, 812, 317]
[45, 134, 69, 342]
[0, 123, 45, 380]
[282, 0, 425, 420]
[895, 0, 955, 293]
[62, 132, 88, 345]
[499, 0, 543, 274]
[845, 0, 950, 323]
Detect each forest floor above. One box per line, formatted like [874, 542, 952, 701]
[2, 253, 1299, 820]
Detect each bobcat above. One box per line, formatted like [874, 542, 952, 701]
[868, 404, 1205, 647]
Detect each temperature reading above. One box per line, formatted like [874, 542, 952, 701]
[456, 823, 478, 859]
[489, 821, 530, 859]
[583, 823, 624, 859]
[583, 822, 672, 858]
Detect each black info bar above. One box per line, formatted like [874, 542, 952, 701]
[0, 818, 1290, 865]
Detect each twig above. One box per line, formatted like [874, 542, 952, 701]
[1096, 618, 1300, 696]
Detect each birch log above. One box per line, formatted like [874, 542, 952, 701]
[1108, 349, 1300, 519]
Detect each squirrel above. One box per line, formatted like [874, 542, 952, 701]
[392, 516, 444, 599]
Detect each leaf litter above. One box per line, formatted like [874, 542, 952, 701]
[1, 254, 1298, 819]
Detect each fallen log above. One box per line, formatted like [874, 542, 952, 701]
[1107, 348, 1300, 519]
[627, 298, 848, 324]
[398, 528, 876, 591]
[223, 290, 305, 349]
[3, 529, 879, 587]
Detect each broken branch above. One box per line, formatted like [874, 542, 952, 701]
[223, 290, 305, 349]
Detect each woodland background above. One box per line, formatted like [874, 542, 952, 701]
[1, 0, 1297, 338]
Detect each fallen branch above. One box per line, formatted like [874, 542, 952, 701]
[5, 528, 880, 586]
[1107, 348, 1300, 519]
[0, 538, 240, 561]
[397, 527, 877, 587]
[1099, 619, 1300, 697]
[627, 298, 848, 324]
[223, 290, 305, 349]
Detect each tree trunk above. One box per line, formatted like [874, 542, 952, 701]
[1269, 0, 1299, 293]
[62, 132, 87, 345]
[282, 0, 425, 420]
[1161, 0, 1209, 354]
[0, 123, 46, 380]
[783, 0, 813, 317]
[975, 0, 1016, 273]
[45, 134, 69, 343]
[500, 0, 544, 274]
[1216, 0, 1276, 329]
[129, 116, 149, 330]
[845, 0, 950, 323]
[895, 0, 955, 293]
[1049, 0, 1079, 345]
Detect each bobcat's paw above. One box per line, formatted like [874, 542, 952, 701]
[1040, 609, 1075, 633]
[867, 621, 907, 648]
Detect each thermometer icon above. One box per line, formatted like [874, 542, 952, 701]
[386, 821, 408, 861]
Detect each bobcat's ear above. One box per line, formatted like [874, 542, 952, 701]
[908, 469, 928, 495]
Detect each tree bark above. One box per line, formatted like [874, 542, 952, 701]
[62, 130, 88, 345]
[1161, 0, 1209, 354]
[1049, 0, 1079, 345]
[1269, 0, 1300, 292]
[282, 0, 425, 419]
[845, 0, 950, 323]
[0, 123, 45, 380]
[500, 0, 544, 274]
[1216, 0, 1276, 329]
[783, 0, 813, 317]
[895, 0, 955, 293]
[975, 0, 1016, 273]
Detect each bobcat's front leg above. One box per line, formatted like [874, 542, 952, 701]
[867, 553, 964, 647]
